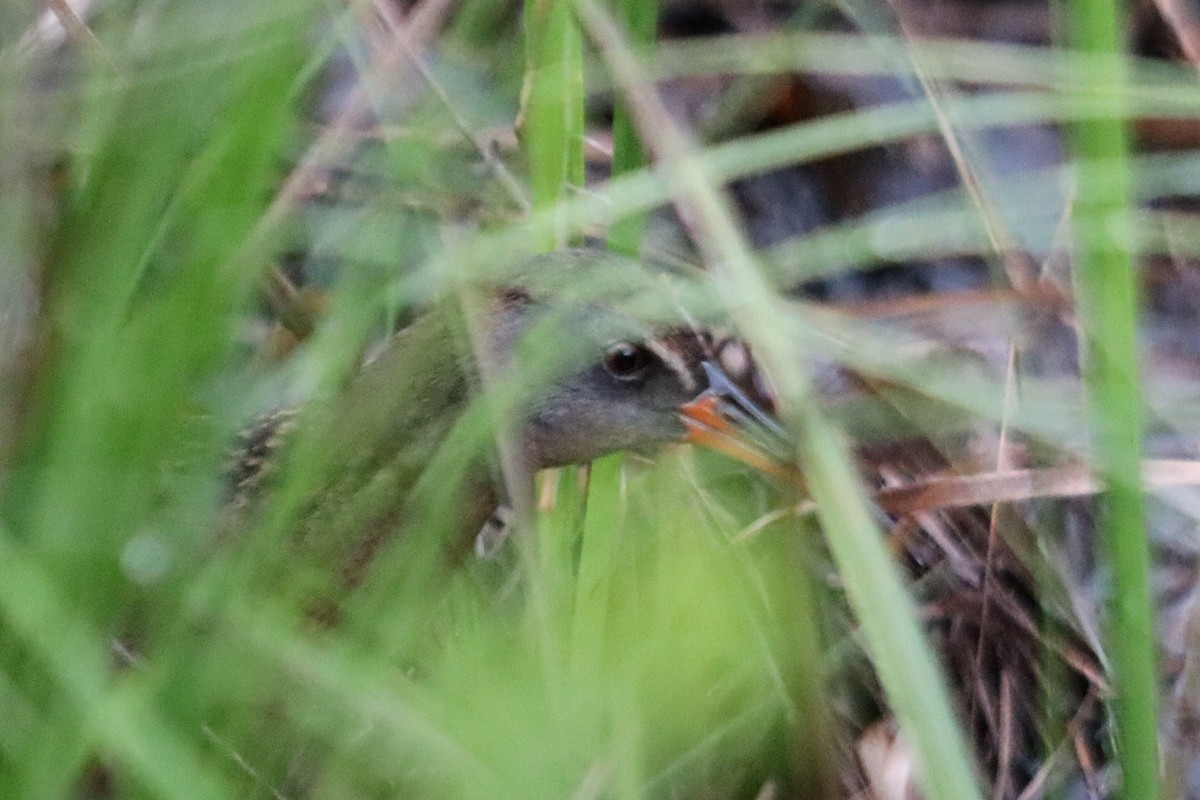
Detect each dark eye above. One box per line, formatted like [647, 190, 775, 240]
[603, 342, 652, 381]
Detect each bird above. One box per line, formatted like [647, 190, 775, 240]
[224, 247, 785, 607]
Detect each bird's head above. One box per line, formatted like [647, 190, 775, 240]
[476, 249, 788, 473]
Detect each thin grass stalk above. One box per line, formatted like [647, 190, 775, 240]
[521, 0, 592, 711]
[1065, 0, 1161, 797]
[574, 2, 984, 798]
[571, 454, 624, 677]
[524, 0, 586, 249]
[570, 0, 655, 693]
[643, 31, 1199, 96]
[796, 410, 986, 800]
[606, 0, 656, 255]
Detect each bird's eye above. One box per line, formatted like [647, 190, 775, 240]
[603, 342, 652, 381]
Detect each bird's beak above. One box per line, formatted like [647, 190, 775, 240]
[678, 361, 795, 478]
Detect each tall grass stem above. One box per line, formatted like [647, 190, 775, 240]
[1066, 0, 1161, 796]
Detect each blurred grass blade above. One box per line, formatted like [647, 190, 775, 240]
[1066, 0, 1162, 797]
[798, 408, 984, 800]
[571, 454, 624, 677]
[575, 2, 984, 797]
[607, 0, 657, 255]
[524, 0, 586, 248]
[569, 0, 655, 706]
[0, 529, 231, 800]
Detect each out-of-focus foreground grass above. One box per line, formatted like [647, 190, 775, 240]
[0, 1, 1191, 799]
[0, 4, 834, 798]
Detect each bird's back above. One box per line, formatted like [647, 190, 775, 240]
[223, 307, 496, 607]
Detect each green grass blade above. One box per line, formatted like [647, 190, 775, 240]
[524, 0, 586, 249]
[798, 408, 984, 800]
[575, 3, 984, 797]
[1066, 0, 1162, 797]
[571, 454, 624, 677]
[606, 0, 657, 255]
[0, 529, 232, 800]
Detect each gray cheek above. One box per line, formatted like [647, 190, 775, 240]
[655, 413, 689, 444]
[520, 406, 601, 469]
[517, 409, 631, 468]
[520, 394, 690, 470]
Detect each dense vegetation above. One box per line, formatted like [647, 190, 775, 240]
[2, 1, 1198, 799]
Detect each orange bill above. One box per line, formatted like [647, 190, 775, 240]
[678, 362, 797, 479]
